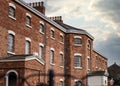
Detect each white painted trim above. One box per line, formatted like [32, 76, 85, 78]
[26, 13, 32, 18]
[60, 51, 63, 55]
[39, 43, 44, 47]
[8, 30, 15, 35]
[74, 53, 82, 56]
[74, 36, 82, 39]
[60, 33, 63, 36]
[50, 48, 55, 51]
[25, 37, 31, 42]
[51, 27, 55, 31]
[9, 3, 16, 9]
[87, 56, 90, 59]
[60, 79, 64, 81]
[6, 70, 18, 86]
[39, 21, 44, 25]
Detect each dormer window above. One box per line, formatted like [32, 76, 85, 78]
[8, 3, 16, 20]
[74, 36, 82, 45]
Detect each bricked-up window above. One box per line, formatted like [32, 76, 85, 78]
[39, 44, 44, 59]
[74, 36, 82, 45]
[50, 50, 54, 64]
[74, 55, 82, 67]
[40, 23, 44, 33]
[8, 34, 14, 52]
[50, 28, 55, 39]
[25, 40, 30, 54]
[8, 72, 17, 86]
[60, 54, 63, 66]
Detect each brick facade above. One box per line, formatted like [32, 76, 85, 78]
[0, 0, 108, 86]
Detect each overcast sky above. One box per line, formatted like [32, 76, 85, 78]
[24, 0, 120, 66]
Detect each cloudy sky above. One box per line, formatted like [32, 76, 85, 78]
[24, 0, 120, 66]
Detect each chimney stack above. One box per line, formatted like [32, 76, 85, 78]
[29, 2, 45, 15]
[49, 16, 63, 23]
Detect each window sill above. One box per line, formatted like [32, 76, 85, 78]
[60, 66, 64, 68]
[26, 24, 32, 28]
[7, 51, 15, 55]
[51, 37, 55, 40]
[39, 31, 44, 35]
[50, 63, 55, 66]
[74, 67, 82, 69]
[60, 42, 64, 44]
[74, 44, 82, 46]
[8, 15, 16, 20]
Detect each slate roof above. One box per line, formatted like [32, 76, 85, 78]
[0, 54, 33, 60]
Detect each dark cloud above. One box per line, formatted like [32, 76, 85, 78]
[94, 33, 120, 65]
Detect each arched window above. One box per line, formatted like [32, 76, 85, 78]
[25, 40, 30, 54]
[9, 3, 16, 18]
[8, 34, 14, 52]
[40, 23, 44, 33]
[6, 70, 18, 86]
[75, 80, 82, 86]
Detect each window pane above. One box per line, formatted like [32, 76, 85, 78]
[74, 38, 82, 44]
[39, 46, 43, 59]
[40, 24, 44, 33]
[8, 34, 14, 52]
[74, 55, 81, 67]
[50, 50, 54, 63]
[60, 35, 63, 42]
[51, 30, 54, 38]
[8, 72, 17, 86]
[25, 41, 30, 54]
[9, 7, 15, 17]
[26, 16, 31, 25]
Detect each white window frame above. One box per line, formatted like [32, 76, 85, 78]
[50, 28, 55, 40]
[39, 43, 44, 59]
[8, 3, 16, 20]
[74, 79, 82, 86]
[6, 70, 18, 86]
[74, 36, 82, 46]
[50, 48, 55, 65]
[74, 53, 82, 69]
[25, 37, 31, 54]
[87, 56, 91, 72]
[26, 13, 32, 28]
[60, 51, 64, 67]
[60, 33, 64, 44]
[39, 21, 45, 34]
[7, 30, 15, 55]
[60, 79, 64, 86]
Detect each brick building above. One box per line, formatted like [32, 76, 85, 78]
[0, 0, 107, 86]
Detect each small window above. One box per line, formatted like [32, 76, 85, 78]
[87, 40, 91, 49]
[74, 36, 82, 45]
[8, 34, 14, 52]
[39, 45, 44, 59]
[51, 29, 55, 38]
[39, 24, 44, 33]
[60, 54, 63, 66]
[60, 35, 63, 43]
[9, 6, 15, 18]
[26, 16, 31, 26]
[74, 55, 82, 68]
[25, 40, 30, 54]
[60, 81, 63, 86]
[7, 72, 17, 86]
[87, 57, 91, 71]
[50, 50, 54, 64]
[75, 80, 82, 86]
